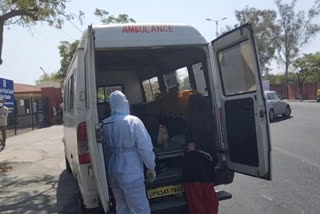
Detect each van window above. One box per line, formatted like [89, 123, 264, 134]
[142, 77, 160, 102]
[273, 92, 282, 100]
[84, 54, 89, 109]
[63, 87, 67, 111]
[163, 72, 178, 91]
[218, 41, 256, 96]
[65, 80, 70, 111]
[176, 67, 192, 92]
[97, 85, 124, 103]
[192, 63, 208, 96]
[266, 93, 275, 100]
[69, 75, 74, 110]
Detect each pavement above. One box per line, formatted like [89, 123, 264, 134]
[0, 126, 79, 214]
[0, 102, 319, 214]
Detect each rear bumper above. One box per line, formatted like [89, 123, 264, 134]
[150, 191, 232, 213]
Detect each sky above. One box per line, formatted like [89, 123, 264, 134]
[0, 0, 319, 85]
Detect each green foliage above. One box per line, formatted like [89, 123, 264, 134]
[0, 0, 71, 28]
[293, 52, 320, 83]
[55, 40, 79, 83]
[179, 76, 191, 91]
[234, 7, 280, 74]
[266, 73, 296, 84]
[35, 72, 59, 85]
[0, 0, 83, 65]
[94, 9, 136, 24]
[275, 0, 320, 80]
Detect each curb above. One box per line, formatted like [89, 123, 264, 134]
[286, 100, 317, 103]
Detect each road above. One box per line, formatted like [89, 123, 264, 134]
[0, 102, 319, 214]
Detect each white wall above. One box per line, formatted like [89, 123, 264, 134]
[96, 70, 143, 104]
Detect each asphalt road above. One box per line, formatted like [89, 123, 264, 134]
[0, 102, 319, 214]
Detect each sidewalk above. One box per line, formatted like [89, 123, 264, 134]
[286, 99, 317, 103]
[0, 125, 79, 214]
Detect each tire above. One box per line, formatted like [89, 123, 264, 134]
[284, 106, 291, 117]
[269, 109, 275, 122]
[65, 157, 72, 173]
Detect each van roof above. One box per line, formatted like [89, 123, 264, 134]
[80, 24, 208, 49]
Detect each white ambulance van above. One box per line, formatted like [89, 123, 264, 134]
[62, 23, 271, 213]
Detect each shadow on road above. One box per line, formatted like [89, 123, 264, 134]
[271, 115, 293, 123]
[0, 166, 58, 214]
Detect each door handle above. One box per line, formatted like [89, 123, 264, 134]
[96, 124, 103, 144]
[71, 154, 73, 159]
[259, 110, 265, 118]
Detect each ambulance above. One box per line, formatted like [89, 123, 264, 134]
[62, 23, 271, 213]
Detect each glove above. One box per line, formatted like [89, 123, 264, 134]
[146, 169, 156, 182]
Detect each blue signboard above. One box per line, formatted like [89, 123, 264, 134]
[0, 78, 14, 110]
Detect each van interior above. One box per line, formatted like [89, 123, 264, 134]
[95, 46, 227, 202]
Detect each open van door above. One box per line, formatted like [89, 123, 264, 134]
[84, 25, 110, 211]
[211, 24, 271, 180]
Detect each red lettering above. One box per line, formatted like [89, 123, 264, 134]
[151, 26, 157, 32]
[128, 26, 135, 33]
[123, 25, 173, 33]
[122, 27, 128, 33]
[156, 26, 163, 32]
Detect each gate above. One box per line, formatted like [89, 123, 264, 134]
[7, 97, 49, 137]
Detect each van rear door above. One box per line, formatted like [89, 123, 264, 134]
[84, 25, 110, 211]
[211, 24, 271, 180]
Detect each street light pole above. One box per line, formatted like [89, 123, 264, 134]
[215, 20, 219, 38]
[40, 66, 48, 76]
[206, 17, 228, 38]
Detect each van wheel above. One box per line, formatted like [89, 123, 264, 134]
[65, 157, 72, 173]
[269, 109, 275, 122]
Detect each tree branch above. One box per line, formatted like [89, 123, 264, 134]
[0, 8, 39, 23]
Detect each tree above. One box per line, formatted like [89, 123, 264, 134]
[234, 7, 280, 74]
[0, 0, 81, 65]
[275, 0, 320, 97]
[54, 9, 136, 83]
[55, 40, 79, 83]
[94, 9, 136, 24]
[35, 72, 59, 85]
[293, 52, 320, 100]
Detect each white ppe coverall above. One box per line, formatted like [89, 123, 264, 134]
[102, 91, 156, 214]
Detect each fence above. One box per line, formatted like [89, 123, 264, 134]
[6, 97, 50, 137]
[271, 81, 320, 100]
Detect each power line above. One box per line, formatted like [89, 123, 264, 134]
[59, 28, 75, 40]
[67, 19, 83, 33]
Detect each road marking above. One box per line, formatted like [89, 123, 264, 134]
[261, 194, 273, 201]
[273, 146, 320, 169]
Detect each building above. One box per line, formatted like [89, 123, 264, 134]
[14, 83, 63, 126]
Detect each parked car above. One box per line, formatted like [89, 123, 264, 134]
[316, 89, 320, 102]
[265, 91, 291, 121]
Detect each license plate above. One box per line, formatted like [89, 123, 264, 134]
[147, 184, 184, 199]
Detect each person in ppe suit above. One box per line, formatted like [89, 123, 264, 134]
[102, 91, 156, 214]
